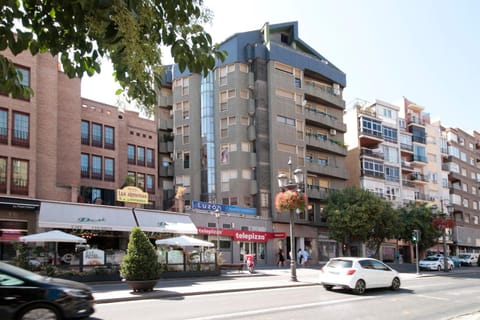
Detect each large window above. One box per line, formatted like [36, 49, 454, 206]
[383, 126, 398, 143]
[0, 109, 7, 144]
[0, 157, 6, 193]
[104, 126, 114, 149]
[146, 148, 155, 168]
[80, 154, 89, 178]
[127, 145, 136, 164]
[92, 123, 102, 147]
[137, 173, 145, 190]
[81, 121, 90, 145]
[361, 159, 384, 178]
[104, 157, 114, 181]
[12, 66, 30, 100]
[361, 117, 382, 137]
[137, 147, 145, 166]
[12, 112, 29, 147]
[11, 159, 28, 195]
[146, 175, 154, 193]
[91, 155, 102, 179]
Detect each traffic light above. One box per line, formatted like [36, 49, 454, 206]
[411, 229, 420, 242]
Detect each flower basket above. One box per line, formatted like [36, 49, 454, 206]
[275, 190, 308, 211]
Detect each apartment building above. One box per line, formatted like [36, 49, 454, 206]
[344, 97, 450, 260]
[0, 50, 170, 260]
[442, 128, 480, 254]
[158, 22, 348, 264]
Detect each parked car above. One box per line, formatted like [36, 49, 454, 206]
[449, 255, 462, 268]
[0, 261, 95, 320]
[458, 253, 479, 266]
[319, 257, 401, 295]
[419, 256, 454, 271]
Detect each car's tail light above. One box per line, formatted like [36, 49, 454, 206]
[346, 269, 356, 275]
[320, 268, 324, 274]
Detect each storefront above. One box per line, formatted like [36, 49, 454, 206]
[0, 197, 40, 261]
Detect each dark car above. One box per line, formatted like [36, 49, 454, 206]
[0, 261, 94, 320]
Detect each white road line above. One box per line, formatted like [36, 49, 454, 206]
[187, 296, 376, 320]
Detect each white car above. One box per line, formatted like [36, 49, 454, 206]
[458, 253, 478, 266]
[319, 257, 401, 295]
[419, 256, 453, 271]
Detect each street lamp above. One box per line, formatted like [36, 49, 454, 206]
[214, 209, 221, 251]
[431, 200, 454, 272]
[277, 157, 304, 282]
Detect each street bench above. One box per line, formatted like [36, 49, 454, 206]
[219, 263, 244, 272]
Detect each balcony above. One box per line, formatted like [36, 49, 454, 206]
[305, 133, 347, 156]
[410, 172, 429, 183]
[400, 143, 413, 153]
[159, 141, 174, 153]
[304, 107, 346, 132]
[360, 148, 384, 160]
[303, 80, 345, 109]
[360, 170, 385, 180]
[305, 160, 348, 180]
[159, 165, 174, 177]
[410, 154, 427, 166]
[306, 185, 330, 200]
[158, 118, 173, 130]
[359, 129, 383, 148]
[401, 161, 415, 172]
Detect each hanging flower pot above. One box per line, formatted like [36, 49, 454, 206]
[275, 190, 308, 212]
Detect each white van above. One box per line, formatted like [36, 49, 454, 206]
[458, 253, 478, 266]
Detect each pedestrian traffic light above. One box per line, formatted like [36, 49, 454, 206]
[412, 229, 420, 242]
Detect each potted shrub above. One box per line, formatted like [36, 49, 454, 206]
[120, 226, 162, 292]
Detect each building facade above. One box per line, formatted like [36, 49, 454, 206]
[158, 22, 348, 264]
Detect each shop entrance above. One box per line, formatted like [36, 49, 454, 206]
[239, 242, 265, 265]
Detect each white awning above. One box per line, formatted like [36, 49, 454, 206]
[38, 201, 197, 234]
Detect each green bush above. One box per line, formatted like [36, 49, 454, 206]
[120, 227, 162, 281]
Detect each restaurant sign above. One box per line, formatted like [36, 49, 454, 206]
[197, 227, 286, 243]
[116, 186, 149, 204]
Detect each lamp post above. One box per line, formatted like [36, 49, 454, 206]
[431, 200, 454, 272]
[277, 157, 304, 282]
[214, 209, 221, 251]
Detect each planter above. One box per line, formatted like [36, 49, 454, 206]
[125, 279, 159, 293]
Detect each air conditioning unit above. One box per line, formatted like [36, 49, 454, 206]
[330, 129, 337, 136]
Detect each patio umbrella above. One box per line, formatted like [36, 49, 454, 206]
[155, 235, 214, 247]
[19, 230, 86, 265]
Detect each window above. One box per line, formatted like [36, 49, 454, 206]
[137, 147, 145, 166]
[137, 173, 145, 191]
[104, 126, 114, 149]
[0, 109, 7, 144]
[11, 159, 28, 195]
[277, 115, 295, 127]
[12, 112, 29, 147]
[183, 101, 190, 119]
[182, 125, 190, 144]
[361, 117, 382, 137]
[146, 148, 155, 168]
[81, 154, 89, 178]
[92, 123, 102, 147]
[12, 66, 30, 100]
[220, 91, 228, 111]
[81, 121, 90, 145]
[104, 157, 114, 181]
[384, 166, 400, 182]
[184, 151, 190, 169]
[383, 126, 398, 143]
[0, 157, 6, 193]
[146, 175, 155, 193]
[91, 155, 102, 179]
[127, 145, 136, 164]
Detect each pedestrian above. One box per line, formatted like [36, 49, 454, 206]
[298, 248, 303, 265]
[277, 248, 285, 267]
[302, 248, 310, 266]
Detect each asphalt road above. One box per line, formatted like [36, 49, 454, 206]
[90, 271, 480, 320]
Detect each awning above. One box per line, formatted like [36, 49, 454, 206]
[38, 201, 197, 234]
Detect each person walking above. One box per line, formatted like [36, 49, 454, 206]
[277, 248, 285, 267]
[298, 248, 303, 266]
[302, 248, 310, 266]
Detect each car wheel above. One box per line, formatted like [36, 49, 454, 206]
[353, 279, 366, 295]
[18, 304, 60, 320]
[323, 285, 333, 291]
[390, 277, 401, 290]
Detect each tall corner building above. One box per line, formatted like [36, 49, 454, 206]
[158, 21, 348, 261]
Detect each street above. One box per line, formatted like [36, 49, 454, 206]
[90, 272, 480, 320]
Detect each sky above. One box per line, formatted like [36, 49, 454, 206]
[81, 0, 480, 131]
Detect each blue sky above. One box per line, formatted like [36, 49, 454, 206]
[82, 0, 480, 131]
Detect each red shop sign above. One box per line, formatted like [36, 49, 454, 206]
[197, 227, 286, 242]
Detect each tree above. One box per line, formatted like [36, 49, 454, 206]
[397, 202, 438, 254]
[0, 0, 226, 114]
[324, 186, 396, 257]
[366, 201, 400, 259]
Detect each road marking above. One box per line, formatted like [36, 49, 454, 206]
[415, 294, 449, 301]
[187, 296, 376, 320]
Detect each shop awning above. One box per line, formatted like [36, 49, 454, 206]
[38, 201, 197, 234]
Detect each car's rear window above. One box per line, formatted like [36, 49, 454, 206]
[327, 259, 353, 268]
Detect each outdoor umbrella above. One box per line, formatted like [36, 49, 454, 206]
[19, 230, 86, 265]
[155, 235, 214, 247]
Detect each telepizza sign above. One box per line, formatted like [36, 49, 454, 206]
[197, 227, 285, 243]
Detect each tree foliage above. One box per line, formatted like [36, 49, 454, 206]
[397, 202, 438, 253]
[0, 0, 226, 113]
[324, 186, 398, 257]
[120, 226, 162, 281]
